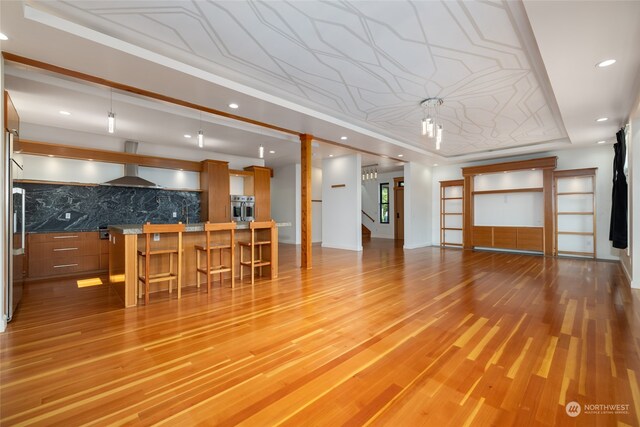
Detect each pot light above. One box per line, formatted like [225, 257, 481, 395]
[596, 59, 616, 68]
[269, 150, 275, 154]
[259, 145, 264, 159]
[433, 164, 438, 167]
[596, 117, 608, 122]
[0, 33, 8, 41]
[197, 130, 204, 148]
[597, 140, 606, 144]
[329, 154, 334, 157]
[229, 103, 239, 109]
[398, 154, 404, 158]
[59, 110, 71, 116]
[340, 136, 348, 140]
[184, 134, 192, 138]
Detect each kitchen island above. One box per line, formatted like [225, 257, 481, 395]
[109, 222, 288, 307]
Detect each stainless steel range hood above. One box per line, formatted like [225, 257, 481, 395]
[102, 141, 161, 188]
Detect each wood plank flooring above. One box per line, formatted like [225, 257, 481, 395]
[1, 239, 638, 426]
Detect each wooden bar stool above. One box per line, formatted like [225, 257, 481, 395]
[195, 222, 236, 291]
[137, 222, 185, 305]
[238, 220, 275, 285]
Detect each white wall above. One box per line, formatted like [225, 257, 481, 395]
[404, 162, 432, 249]
[431, 145, 619, 260]
[312, 167, 322, 243]
[271, 163, 299, 244]
[360, 170, 404, 239]
[20, 122, 263, 170]
[322, 154, 362, 251]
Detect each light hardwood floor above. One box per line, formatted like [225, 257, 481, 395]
[1, 239, 638, 426]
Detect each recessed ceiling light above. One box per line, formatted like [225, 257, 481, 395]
[48, 155, 54, 157]
[597, 140, 607, 144]
[184, 134, 192, 138]
[596, 59, 616, 68]
[340, 136, 348, 140]
[433, 163, 438, 167]
[269, 150, 275, 154]
[596, 117, 608, 122]
[59, 110, 71, 116]
[88, 159, 94, 161]
[0, 33, 8, 41]
[329, 154, 334, 157]
[398, 154, 403, 157]
[228, 103, 239, 109]
[531, 168, 536, 171]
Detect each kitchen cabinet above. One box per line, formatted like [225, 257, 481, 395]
[27, 231, 106, 279]
[244, 166, 271, 221]
[200, 160, 230, 222]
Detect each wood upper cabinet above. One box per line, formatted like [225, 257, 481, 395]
[200, 160, 230, 223]
[244, 166, 271, 221]
[5, 91, 20, 135]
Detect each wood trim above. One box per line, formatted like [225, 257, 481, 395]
[331, 184, 346, 188]
[14, 179, 201, 192]
[300, 134, 312, 270]
[243, 165, 274, 178]
[393, 177, 404, 188]
[313, 136, 407, 162]
[440, 179, 464, 187]
[543, 169, 554, 256]
[463, 175, 473, 249]
[472, 188, 543, 195]
[553, 168, 597, 178]
[462, 156, 557, 176]
[5, 90, 20, 133]
[16, 139, 201, 171]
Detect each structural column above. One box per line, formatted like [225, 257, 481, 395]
[300, 134, 312, 269]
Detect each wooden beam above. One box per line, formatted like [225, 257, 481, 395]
[300, 134, 312, 270]
[15, 139, 201, 171]
[461, 156, 557, 176]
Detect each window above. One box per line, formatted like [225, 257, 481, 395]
[380, 183, 389, 223]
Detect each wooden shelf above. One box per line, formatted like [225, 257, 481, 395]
[472, 188, 543, 195]
[557, 192, 594, 195]
[442, 212, 463, 216]
[557, 231, 594, 236]
[443, 197, 463, 200]
[557, 212, 594, 215]
[443, 227, 463, 231]
[440, 182, 464, 249]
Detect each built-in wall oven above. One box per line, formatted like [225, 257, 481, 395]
[230, 195, 255, 222]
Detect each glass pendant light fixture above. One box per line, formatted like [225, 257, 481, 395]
[420, 98, 443, 149]
[107, 89, 116, 134]
[197, 112, 204, 148]
[259, 145, 264, 159]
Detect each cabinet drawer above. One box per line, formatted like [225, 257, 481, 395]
[29, 240, 100, 259]
[29, 255, 100, 278]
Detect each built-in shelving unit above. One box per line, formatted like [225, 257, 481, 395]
[554, 168, 597, 258]
[440, 179, 464, 247]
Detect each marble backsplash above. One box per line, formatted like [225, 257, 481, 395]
[20, 183, 201, 232]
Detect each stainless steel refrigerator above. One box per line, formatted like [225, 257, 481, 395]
[3, 130, 25, 322]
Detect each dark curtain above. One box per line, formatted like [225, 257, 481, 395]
[609, 128, 628, 249]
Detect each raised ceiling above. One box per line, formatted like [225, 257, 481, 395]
[1, 1, 639, 165]
[29, 0, 568, 157]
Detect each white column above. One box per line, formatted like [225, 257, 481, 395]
[1, 56, 7, 332]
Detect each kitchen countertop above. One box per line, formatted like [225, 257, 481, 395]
[109, 222, 291, 235]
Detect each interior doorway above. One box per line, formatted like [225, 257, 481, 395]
[394, 177, 404, 240]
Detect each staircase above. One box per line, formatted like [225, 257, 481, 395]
[362, 224, 371, 239]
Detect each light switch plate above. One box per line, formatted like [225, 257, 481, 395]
[172, 211, 177, 218]
[65, 212, 71, 219]
[153, 233, 160, 242]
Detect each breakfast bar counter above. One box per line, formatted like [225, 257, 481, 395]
[108, 222, 288, 307]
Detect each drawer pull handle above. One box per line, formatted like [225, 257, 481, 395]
[53, 247, 78, 252]
[53, 263, 78, 268]
[53, 236, 78, 239]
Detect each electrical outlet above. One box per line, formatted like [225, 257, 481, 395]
[153, 233, 160, 242]
[65, 212, 71, 219]
[172, 211, 177, 218]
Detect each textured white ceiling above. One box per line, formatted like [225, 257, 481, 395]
[32, 0, 568, 156]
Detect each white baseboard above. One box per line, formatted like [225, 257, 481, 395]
[403, 242, 430, 250]
[620, 260, 635, 288]
[0, 319, 6, 333]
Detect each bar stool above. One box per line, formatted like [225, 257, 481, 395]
[137, 222, 185, 305]
[238, 220, 276, 285]
[195, 221, 236, 291]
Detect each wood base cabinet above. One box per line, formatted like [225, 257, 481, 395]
[27, 231, 108, 279]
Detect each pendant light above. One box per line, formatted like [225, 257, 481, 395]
[259, 145, 264, 159]
[420, 98, 443, 149]
[107, 89, 116, 134]
[197, 112, 204, 148]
